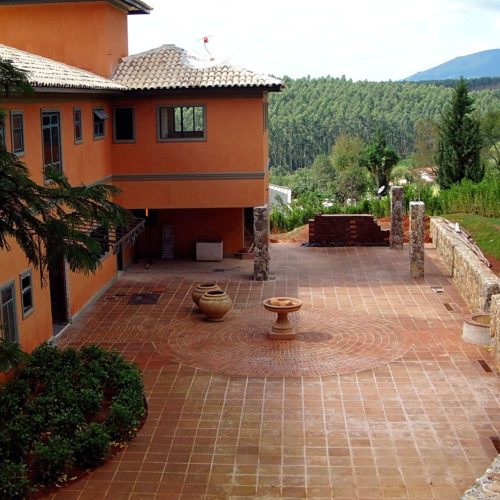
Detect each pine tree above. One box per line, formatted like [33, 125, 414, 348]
[435, 78, 484, 188]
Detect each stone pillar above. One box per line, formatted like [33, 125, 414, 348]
[390, 186, 404, 249]
[253, 205, 270, 281]
[409, 201, 425, 278]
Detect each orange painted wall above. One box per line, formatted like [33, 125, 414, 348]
[110, 93, 268, 208]
[1, 98, 113, 186]
[1, 96, 117, 344]
[68, 252, 117, 316]
[135, 208, 244, 259]
[0, 2, 128, 77]
[0, 239, 53, 353]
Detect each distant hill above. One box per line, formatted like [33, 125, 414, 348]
[406, 49, 500, 81]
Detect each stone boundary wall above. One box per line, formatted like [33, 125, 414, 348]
[430, 217, 500, 312]
[491, 295, 500, 370]
[461, 454, 500, 499]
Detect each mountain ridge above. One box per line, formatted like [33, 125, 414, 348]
[406, 49, 500, 81]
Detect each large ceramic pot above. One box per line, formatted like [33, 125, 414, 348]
[199, 290, 232, 322]
[192, 283, 221, 308]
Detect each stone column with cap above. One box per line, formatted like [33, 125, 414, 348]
[253, 205, 270, 281]
[390, 186, 404, 249]
[409, 201, 425, 278]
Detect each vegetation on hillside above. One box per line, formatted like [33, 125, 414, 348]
[269, 76, 500, 170]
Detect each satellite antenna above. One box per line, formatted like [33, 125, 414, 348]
[377, 185, 386, 199]
[187, 35, 238, 68]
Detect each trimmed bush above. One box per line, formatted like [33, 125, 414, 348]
[32, 436, 73, 485]
[0, 344, 146, 496]
[0, 461, 29, 500]
[73, 423, 110, 469]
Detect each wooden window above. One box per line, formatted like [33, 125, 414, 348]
[158, 105, 205, 141]
[41, 111, 62, 173]
[93, 108, 108, 139]
[10, 110, 24, 155]
[0, 116, 5, 147]
[74, 107, 83, 144]
[20, 269, 34, 318]
[1, 281, 18, 342]
[113, 106, 135, 142]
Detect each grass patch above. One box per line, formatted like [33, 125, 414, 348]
[442, 213, 500, 260]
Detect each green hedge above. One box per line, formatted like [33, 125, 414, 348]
[0, 343, 146, 498]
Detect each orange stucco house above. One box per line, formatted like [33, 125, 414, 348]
[0, 0, 282, 352]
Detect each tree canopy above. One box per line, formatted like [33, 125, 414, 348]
[269, 76, 500, 171]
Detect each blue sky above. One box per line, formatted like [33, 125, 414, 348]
[128, 0, 500, 81]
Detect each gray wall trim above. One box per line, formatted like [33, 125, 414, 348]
[87, 163, 270, 186]
[112, 172, 266, 181]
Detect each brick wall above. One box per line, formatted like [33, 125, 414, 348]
[308, 214, 390, 246]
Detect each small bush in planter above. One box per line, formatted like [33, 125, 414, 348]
[73, 423, 111, 469]
[0, 461, 30, 500]
[0, 343, 146, 497]
[32, 436, 73, 485]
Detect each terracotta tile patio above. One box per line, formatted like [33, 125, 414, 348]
[51, 244, 499, 499]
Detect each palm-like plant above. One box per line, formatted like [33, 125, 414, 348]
[0, 337, 29, 374]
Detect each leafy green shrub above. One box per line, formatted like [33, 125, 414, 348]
[0, 461, 29, 500]
[73, 423, 110, 469]
[78, 387, 103, 417]
[0, 344, 146, 494]
[0, 378, 30, 421]
[32, 436, 73, 485]
[105, 403, 139, 441]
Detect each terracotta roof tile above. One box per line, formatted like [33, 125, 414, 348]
[0, 44, 126, 90]
[112, 45, 284, 90]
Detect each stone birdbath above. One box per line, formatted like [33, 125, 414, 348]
[263, 297, 303, 340]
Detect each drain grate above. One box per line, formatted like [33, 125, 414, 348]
[443, 303, 453, 311]
[490, 437, 500, 453]
[127, 293, 159, 305]
[478, 360, 493, 373]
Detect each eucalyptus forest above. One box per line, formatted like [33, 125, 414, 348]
[268, 76, 500, 170]
[267, 76, 500, 245]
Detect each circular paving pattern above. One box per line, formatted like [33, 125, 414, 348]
[157, 308, 413, 377]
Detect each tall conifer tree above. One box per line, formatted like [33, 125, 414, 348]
[435, 78, 484, 188]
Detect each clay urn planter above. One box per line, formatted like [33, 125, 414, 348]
[192, 283, 221, 308]
[462, 313, 491, 345]
[199, 290, 233, 322]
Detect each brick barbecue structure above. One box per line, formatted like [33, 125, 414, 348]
[308, 214, 390, 246]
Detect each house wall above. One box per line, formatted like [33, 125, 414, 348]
[0, 1, 128, 78]
[1, 96, 117, 346]
[135, 208, 244, 259]
[0, 239, 52, 353]
[68, 252, 118, 316]
[110, 93, 269, 209]
[1, 96, 113, 185]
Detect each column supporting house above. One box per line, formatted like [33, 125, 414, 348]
[409, 201, 425, 278]
[253, 205, 270, 281]
[390, 186, 404, 249]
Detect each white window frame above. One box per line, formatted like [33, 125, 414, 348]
[1, 280, 19, 343]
